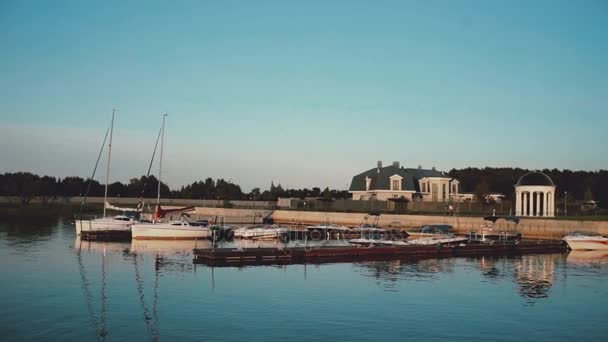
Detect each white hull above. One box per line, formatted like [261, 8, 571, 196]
[131, 223, 212, 240]
[407, 236, 469, 246]
[234, 227, 288, 240]
[75, 218, 132, 235]
[564, 239, 608, 251]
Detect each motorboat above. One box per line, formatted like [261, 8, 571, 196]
[233, 225, 289, 240]
[305, 224, 352, 239]
[406, 224, 455, 238]
[407, 236, 469, 246]
[562, 232, 608, 250]
[348, 238, 408, 246]
[131, 219, 212, 240]
[468, 216, 522, 243]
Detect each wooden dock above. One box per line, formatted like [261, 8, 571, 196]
[193, 241, 567, 266]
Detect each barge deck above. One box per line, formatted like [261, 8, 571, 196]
[193, 241, 567, 266]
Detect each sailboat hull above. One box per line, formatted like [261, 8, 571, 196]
[75, 219, 132, 235]
[131, 224, 212, 240]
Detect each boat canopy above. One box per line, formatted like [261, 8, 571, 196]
[483, 216, 520, 224]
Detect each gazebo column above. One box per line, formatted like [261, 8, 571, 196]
[515, 191, 520, 216]
[544, 192, 549, 216]
[525, 192, 530, 216]
[536, 192, 541, 216]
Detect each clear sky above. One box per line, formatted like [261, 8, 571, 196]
[1, 0, 607, 191]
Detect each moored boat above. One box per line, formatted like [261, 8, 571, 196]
[406, 224, 455, 238]
[233, 225, 289, 240]
[76, 214, 135, 235]
[407, 236, 469, 246]
[468, 216, 522, 243]
[131, 219, 212, 240]
[563, 232, 608, 250]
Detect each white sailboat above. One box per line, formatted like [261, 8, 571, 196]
[76, 109, 136, 235]
[131, 114, 211, 240]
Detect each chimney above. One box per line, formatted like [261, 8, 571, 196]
[377, 161, 382, 173]
[392, 161, 400, 168]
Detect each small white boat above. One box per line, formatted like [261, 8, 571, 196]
[407, 236, 469, 246]
[375, 240, 409, 246]
[305, 224, 351, 232]
[563, 232, 608, 250]
[349, 238, 376, 245]
[233, 225, 288, 240]
[131, 220, 212, 240]
[76, 215, 135, 235]
[349, 238, 408, 246]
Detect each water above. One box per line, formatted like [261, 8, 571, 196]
[1, 215, 607, 341]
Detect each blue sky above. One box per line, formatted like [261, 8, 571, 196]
[1, 0, 607, 191]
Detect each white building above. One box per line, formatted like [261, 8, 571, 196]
[514, 171, 556, 217]
[349, 161, 472, 202]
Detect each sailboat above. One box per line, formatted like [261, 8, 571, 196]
[76, 109, 137, 236]
[131, 114, 211, 240]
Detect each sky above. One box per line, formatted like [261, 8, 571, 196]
[1, 0, 607, 191]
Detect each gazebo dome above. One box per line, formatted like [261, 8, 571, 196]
[516, 172, 554, 187]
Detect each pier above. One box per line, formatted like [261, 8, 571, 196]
[193, 241, 567, 266]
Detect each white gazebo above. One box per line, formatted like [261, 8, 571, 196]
[515, 172, 556, 217]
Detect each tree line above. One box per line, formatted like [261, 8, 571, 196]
[0, 172, 350, 203]
[1, 167, 606, 207]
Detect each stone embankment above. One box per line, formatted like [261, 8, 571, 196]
[182, 207, 608, 240]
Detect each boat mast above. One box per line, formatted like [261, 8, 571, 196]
[103, 108, 116, 218]
[157, 113, 167, 206]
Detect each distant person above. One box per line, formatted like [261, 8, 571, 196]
[448, 204, 454, 216]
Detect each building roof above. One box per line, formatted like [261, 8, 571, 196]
[349, 165, 448, 192]
[516, 171, 555, 187]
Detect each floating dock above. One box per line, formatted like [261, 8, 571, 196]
[193, 241, 567, 266]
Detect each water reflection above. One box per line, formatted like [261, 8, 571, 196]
[513, 254, 562, 301]
[567, 250, 608, 266]
[355, 258, 456, 291]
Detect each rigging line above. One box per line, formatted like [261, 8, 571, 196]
[151, 254, 161, 342]
[75, 245, 102, 341]
[99, 251, 108, 340]
[80, 125, 111, 217]
[137, 125, 163, 211]
[132, 254, 155, 340]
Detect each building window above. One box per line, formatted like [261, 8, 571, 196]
[432, 184, 438, 201]
[422, 183, 426, 193]
[442, 184, 447, 201]
[452, 184, 457, 194]
[392, 180, 399, 191]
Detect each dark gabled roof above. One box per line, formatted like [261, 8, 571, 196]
[516, 171, 555, 186]
[349, 165, 448, 192]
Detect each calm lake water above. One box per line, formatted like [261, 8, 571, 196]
[1, 215, 607, 341]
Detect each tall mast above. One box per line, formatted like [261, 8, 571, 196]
[103, 108, 116, 218]
[157, 113, 167, 206]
